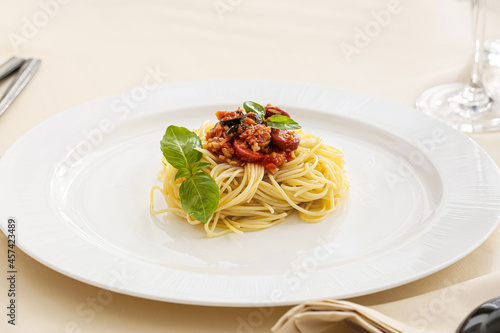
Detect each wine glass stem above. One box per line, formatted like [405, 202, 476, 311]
[470, 0, 487, 87]
[450, 0, 492, 113]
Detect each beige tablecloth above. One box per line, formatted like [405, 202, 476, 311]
[1, 0, 500, 332]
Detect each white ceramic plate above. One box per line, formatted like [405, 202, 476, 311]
[1, 80, 500, 307]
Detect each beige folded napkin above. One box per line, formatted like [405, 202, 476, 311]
[272, 271, 500, 333]
[273, 299, 414, 333]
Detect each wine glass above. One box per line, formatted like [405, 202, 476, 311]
[416, 0, 500, 132]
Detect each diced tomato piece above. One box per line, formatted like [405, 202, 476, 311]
[265, 163, 278, 170]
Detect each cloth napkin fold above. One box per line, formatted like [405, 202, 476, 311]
[272, 271, 500, 333]
[273, 300, 413, 333]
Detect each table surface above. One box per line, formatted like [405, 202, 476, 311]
[1, 0, 500, 332]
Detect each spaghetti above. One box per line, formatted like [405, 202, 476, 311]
[151, 119, 349, 237]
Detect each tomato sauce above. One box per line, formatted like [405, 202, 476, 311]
[205, 106, 300, 171]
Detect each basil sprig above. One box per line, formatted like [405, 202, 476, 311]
[243, 101, 266, 119]
[243, 101, 301, 130]
[160, 125, 219, 224]
[266, 115, 301, 129]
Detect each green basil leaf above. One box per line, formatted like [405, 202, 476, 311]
[174, 168, 192, 181]
[266, 115, 302, 129]
[191, 161, 211, 174]
[243, 101, 266, 120]
[160, 125, 203, 170]
[179, 172, 220, 224]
